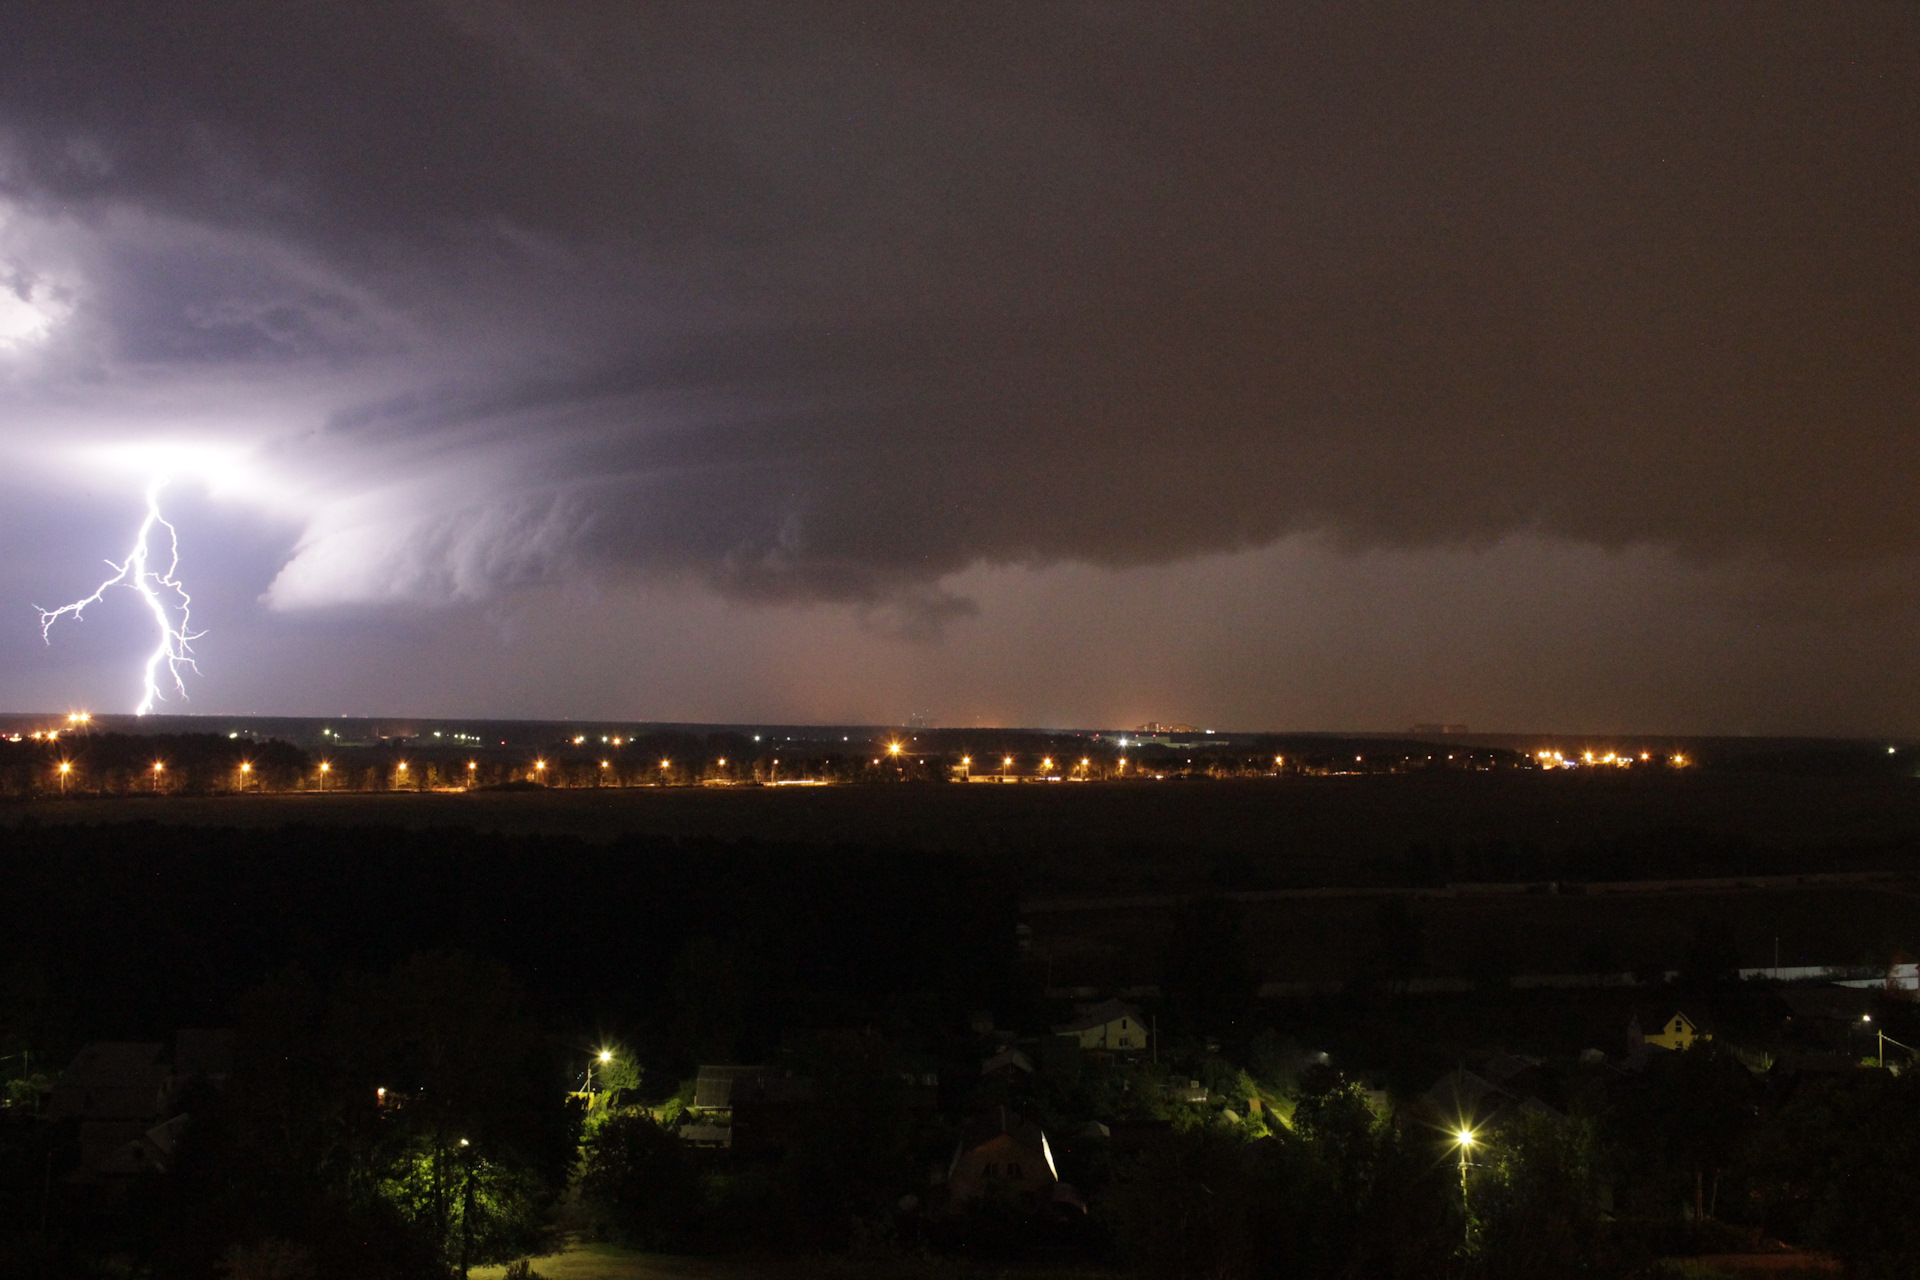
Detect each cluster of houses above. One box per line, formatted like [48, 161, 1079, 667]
[673, 998, 1161, 1216]
[25, 1031, 233, 1186]
[20, 976, 1909, 1220]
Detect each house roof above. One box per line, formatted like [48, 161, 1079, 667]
[957, 1104, 1048, 1155]
[50, 1043, 167, 1120]
[174, 1029, 234, 1082]
[60, 1041, 165, 1088]
[693, 1064, 813, 1109]
[982, 1048, 1035, 1075]
[1425, 1067, 1562, 1129]
[1780, 985, 1879, 1022]
[1051, 998, 1143, 1036]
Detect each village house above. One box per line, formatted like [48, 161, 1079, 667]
[947, 1105, 1060, 1206]
[1634, 1011, 1711, 1052]
[1051, 999, 1149, 1053]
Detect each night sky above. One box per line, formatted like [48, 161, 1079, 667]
[2, 4, 1918, 733]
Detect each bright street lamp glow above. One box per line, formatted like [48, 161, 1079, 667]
[598, 1050, 613, 1063]
[1456, 1129, 1475, 1146]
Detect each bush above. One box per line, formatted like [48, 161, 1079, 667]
[576, 1109, 699, 1249]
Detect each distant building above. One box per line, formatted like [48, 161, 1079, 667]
[982, 1047, 1035, 1079]
[948, 1106, 1059, 1206]
[1635, 1011, 1711, 1052]
[49, 1033, 232, 1182]
[1424, 1066, 1562, 1135]
[1052, 999, 1149, 1053]
[688, 1064, 815, 1159]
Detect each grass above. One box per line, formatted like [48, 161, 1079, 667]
[471, 1242, 765, 1279]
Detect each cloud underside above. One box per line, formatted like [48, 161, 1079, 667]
[0, 2, 1917, 620]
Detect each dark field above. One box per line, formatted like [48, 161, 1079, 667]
[1033, 882, 1920, 992]
[12, 770, 1920, 892]
[13, 769, 1920, 990]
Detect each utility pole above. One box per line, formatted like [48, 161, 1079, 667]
[458, 1146, 476, 1280]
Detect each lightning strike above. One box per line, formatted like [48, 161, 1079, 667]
[38, 479, 204, 715]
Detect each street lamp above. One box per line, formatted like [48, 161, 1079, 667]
[152, 761, 165, 793]
[584, 1047, 616, 1103]
[318, 761, 330, 789]
[1858, 1015, 1915, 1066]
[57, 761, 71, 793]
[239, 761, 252, 792]
[1455, 1128, 1476, 1244]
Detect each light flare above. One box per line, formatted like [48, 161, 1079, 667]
[37, 479, 204, 715]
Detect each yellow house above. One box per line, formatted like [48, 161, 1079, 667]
[1052, 999, 1149, 1052]
[1643, 1012, 1710, 1051]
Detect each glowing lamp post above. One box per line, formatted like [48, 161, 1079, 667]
[239, 761, 252, 792]
[467, 761, 477, 786]
[586, 1048, 614, 1098]
[152, 761, 165, 793]
[57, 761, 72, 794]
[318, 761, 330, 791]
[534, 759, 547, 784]
[1456, 1129, 1477, 1244]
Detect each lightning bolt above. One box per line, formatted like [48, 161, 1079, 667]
[38, 479, 204, 715]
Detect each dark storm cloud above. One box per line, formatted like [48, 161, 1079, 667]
[3, 2, 1918, 612]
